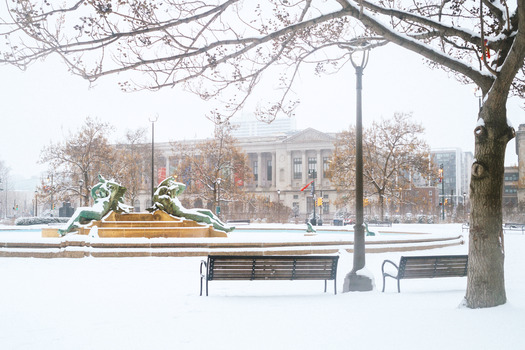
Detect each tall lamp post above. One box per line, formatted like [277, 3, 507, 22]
[344, 44, 373, 292]
[47, 173, 54, 216]
[277, 189, 281, 223]
[149, 114, 159, 204]
[79, 179, 84, 207]
[474, 87, 482, 111]
[215, 177, 222, 218]
[0, 178, 3, 219]
[439, 164, 445, 221]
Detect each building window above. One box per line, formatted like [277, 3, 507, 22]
[308, 157, 317, 178]
[323, 194, 329, 214]
[293, 158, 302, 179]
[267, 160, 272, 181]
[293, 194, 299, 200]
[253, 160, 258, 181]
[323, 157, 330, 177]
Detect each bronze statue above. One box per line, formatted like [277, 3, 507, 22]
[59, 175, 130, 235]
[150, 176, 234, 233]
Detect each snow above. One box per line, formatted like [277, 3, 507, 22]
[0, 224, 524, 349]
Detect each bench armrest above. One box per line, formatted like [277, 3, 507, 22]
[381, 259, 399, 277]
[200, 260, 208, 296]
[381, 259, 400, 293]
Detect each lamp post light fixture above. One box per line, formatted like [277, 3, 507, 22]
[344, 43, 373, 292]
[149, 114, 159, 205]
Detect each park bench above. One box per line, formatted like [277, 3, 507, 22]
[366, 220, 392, 227]
[200, 255, 339, 296]
[381, 255, 468, 293]
[227, 219, 251, 225]
[503, 223, 525, 234]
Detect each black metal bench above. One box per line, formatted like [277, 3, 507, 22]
[381, 255, 468, 293]
[200, 255, 339, 296]
[503, 223, 525, 234]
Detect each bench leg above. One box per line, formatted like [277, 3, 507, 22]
[397, 279, 400, 293]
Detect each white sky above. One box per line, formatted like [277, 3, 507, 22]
[0, 44, 523, 184]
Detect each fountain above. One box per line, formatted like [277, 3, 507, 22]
[42, 176, 232, 238]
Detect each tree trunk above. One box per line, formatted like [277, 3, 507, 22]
[466, 102, 514, 308]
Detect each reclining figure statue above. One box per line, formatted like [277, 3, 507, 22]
[59, 175, 130, 236]
[150, 176, 234, 233]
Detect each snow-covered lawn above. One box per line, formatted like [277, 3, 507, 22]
[0, 224, 523, 349]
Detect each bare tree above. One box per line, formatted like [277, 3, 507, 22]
[39, 117, 115, 206]
[0, 160, 10, 219]
[2, 0, 524, 308]
[113, 128, 151, 209]
[330, 113, 435, 220]
[172, 121, 252, 219]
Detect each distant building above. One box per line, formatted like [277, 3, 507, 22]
[431, 148, 472, 206]
[152, 128, 337, 222]
[503, 166, 519, 207]
[230, 114, 297, 138]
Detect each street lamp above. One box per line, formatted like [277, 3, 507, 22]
[215, 177, 222, 217]
[149, 114, 159, 205]
[34, 190, 38, 217]
[47, 173, 54, 216]
[277, 189, 281, 223]
[463, 191, 467, 221]
[474, 87, 482, 111]
[345, 43, 373, 292]
[440, 164, 445, 221]
[79, 179, 84, 207]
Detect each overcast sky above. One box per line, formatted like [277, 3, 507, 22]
[1, 44, 523, 186]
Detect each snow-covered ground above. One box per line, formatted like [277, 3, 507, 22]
[0, 224, 523, 349]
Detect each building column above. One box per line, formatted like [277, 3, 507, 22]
[317, 151, 322, 183]
[272, 152, 276, 188]
[302, 151, 307, 184]
[287, 152, 293, 186]
[257, 153, 263, 188]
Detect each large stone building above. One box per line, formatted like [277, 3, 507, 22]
[153, 128, 337, 222]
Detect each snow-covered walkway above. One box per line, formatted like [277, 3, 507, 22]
[0, 224, 523, 349]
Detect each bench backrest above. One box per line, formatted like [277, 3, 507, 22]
[207, 255, 338, 281]
[399, 255, 468, 279]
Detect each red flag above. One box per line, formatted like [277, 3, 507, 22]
[300, 180, 314, 192]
